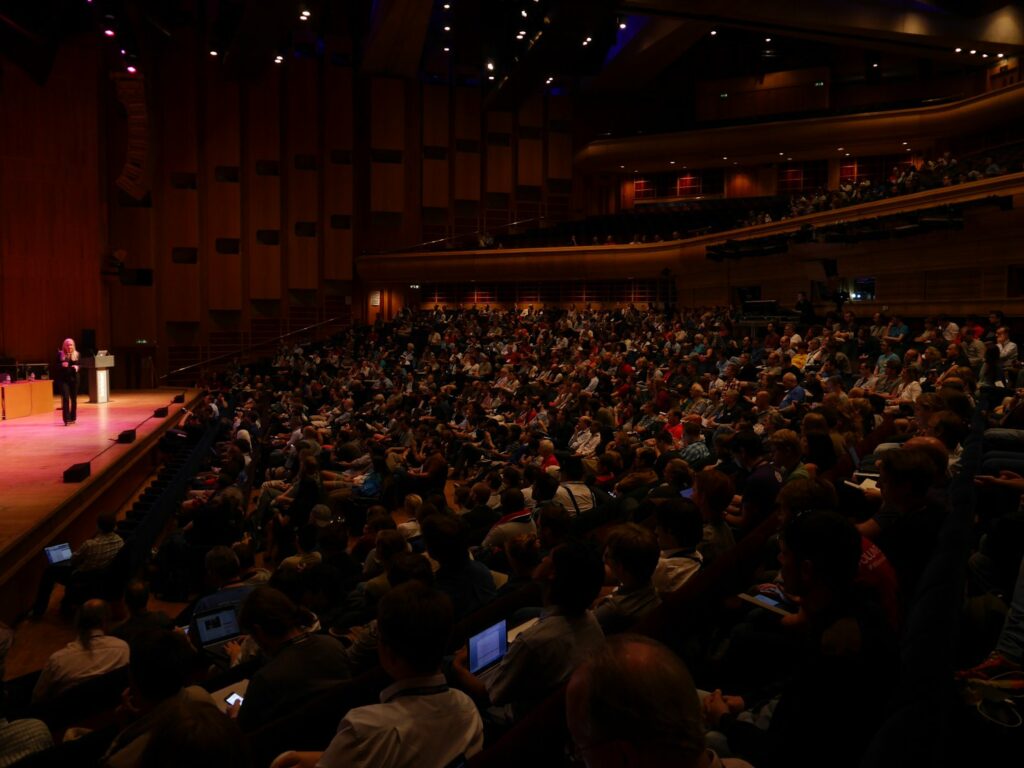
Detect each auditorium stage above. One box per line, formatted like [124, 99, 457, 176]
[0, 388, 200, 623]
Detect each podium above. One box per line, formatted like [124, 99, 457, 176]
[81, 355, 115, 404]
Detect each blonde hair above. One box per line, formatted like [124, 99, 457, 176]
[61, 338, 79, 362]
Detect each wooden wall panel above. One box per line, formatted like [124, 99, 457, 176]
[455, 88, 481, 139]
[160, 46, 200, 322]
[371, 163, 405, 212]
[204, 64, 241, 310]
[486, 145, 513, 193]
[518, 138, 543, 187]
[423, 158, 449, 207]
[548, 133, 573, 179]
[325, 65, 354, 281]
[247, 73, 282, 300]
[286, 60, 319, 290]
[519, 95, 543, 128]
[455, 151, 481, 200]
[423, 84, 450, 147]
[371, 78, 405, 150]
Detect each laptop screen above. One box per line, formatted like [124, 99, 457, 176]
[468, 619, 507, 674]
[195, 607, 241, 647]
[45, 543, 73, 565]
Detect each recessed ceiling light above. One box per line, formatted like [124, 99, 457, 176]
[786, 157, 792, 161]
[954, 47, 962, 53]
[765, 37, 772, 43]
[669, 160, 676, 165]
[126, 65, 137, 73]
[443, 3, 450, 8]
[486, 61, 494, 71]
[982, 53, 989, 58]
[619, 165, 624, 169]
[521, 9, 527, 17]
[209, 50, 218, 56]
[619, 22, 627, 30]
[722, 156, 728, 160]
[872, 62, 878, 68]
[845, 152, 851, 157]
[970, 49, 977, 54]
[998, 53, 1005, 58]
[710, 30, 717, 36]
[837, 147, 844, 151]
[902, 140, 908, 145]
[443, 46, 450, 52]
[443, 25, 451, 32]
[274, 55, 284, 63]
[488, 75, 494, 80]
[778, 152, 784, 156]
[906, 147, 912, 151]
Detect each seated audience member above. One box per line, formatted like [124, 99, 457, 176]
[652, 499, 705, 595]
[103, 630, 216, 767]
[459, 482, 501, 546]
[111, 580, 174, 642]
[680, 421, 712, 469]
[567, 634, 752, 768]
[272, 583, 483, 768]
[860, 448, 946, 598]
[536, 500, 574, 553]
[725, 431, 783, 535]
[340, 552, 436, 675]
[765, 430, 810, 484]
[278, 524, 323, 572]
[705, 510, 896, 768]
[693, 469, 737, 566]
[32, 599, 130, 705]
[138, 699, 251, 768]
[421, 513, 496, 620]
[190, 546, 257, 621]
[453, 541, 606, 720]
[235, 587, 352, 732]
[554, 455, 601, 516]
[594, 524, 662, 634]
[0, 626, 52, 765]
[480, 488, 537, 551]
[31, 509, 124, 617]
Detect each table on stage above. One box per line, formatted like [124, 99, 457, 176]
[0, 380, 54, 420]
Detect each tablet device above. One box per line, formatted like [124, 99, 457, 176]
[468, 620, 507, 674]
[45, 543, 73, 565]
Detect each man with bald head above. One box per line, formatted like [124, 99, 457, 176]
[567, 634, 751, 768]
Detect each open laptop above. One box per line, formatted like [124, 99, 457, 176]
[468, 619, 508, 674]
[44, 543, 73, 565]
[194, 606, 242, 658]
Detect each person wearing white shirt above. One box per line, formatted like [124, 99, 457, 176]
[652, 499, 704, 596]
[272, 583, 483, 768]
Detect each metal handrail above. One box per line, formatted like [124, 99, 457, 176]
[159, 316, 348, 381]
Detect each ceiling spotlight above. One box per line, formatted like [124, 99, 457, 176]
[765, 37, 771, 43]
[954, 47, 962, 53]
[970, 49, 977, 54]
[837, 147, 844, 151]
[521, 9, 528, 17]
[210, 50, 218, 57]
[488, 75, 494, 80]
[982, 53, 989, 58]
[443, 3, 450, 8]
[519, 30, 526, 35]
[486, 61, 494, 71]
[619, 22, 627, 30]
[998, 53, 1005, 58]
[619, 165, 625, 169]
[443, 46, 450, 52]
[845, 152, 851, 156]
[778, 152, 784, 156]
[274, 54, 284, 63]
[786, 157, 792, 161]
[582, 39, 589, 46]
[126, 65, 137, 73]
[444, 25, 451, 32]
[710, 29, 717, 36]
[872, 62, 878, 68]
[722, 156, 728, 160]
[906, 147, 912, 151]
[104, 28, 115, 37]
[120, 48, 126, 55]
[299, 11, 310, 21]
[546, 76, 553, 84]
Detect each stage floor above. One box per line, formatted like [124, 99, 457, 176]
[0, 389, 197, 556]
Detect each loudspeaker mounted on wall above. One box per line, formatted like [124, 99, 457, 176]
[63, 462, 91, 483]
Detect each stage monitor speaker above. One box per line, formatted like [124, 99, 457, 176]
[172, 394, 185, 403]
[63, 462, 91, 483]
[153, 406, 169, 417]
[117, 429, 136, 443]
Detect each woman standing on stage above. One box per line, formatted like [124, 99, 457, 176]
[58, 337, 80, 425]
